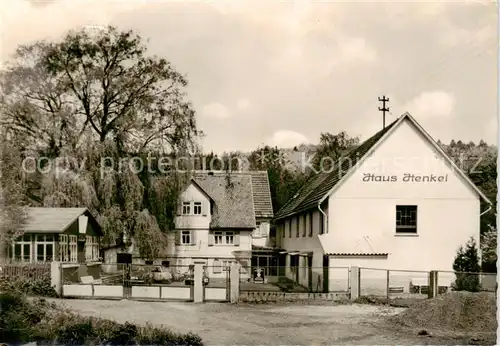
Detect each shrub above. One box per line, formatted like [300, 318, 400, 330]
[0, 291, 204, 345]
[0, 276, 58, 297]
[0, 292, 49, 344]
[453, 237, 482, 292]
[135, 323, 204, 346]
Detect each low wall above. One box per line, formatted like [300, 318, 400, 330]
[93, 285, 124, 298]
[63, 284, 93, 297]
[131, 286, 161, 299]
[205, 287, 227, 301]
[161, 286, 192, 300]
[239, 291, 349, 303]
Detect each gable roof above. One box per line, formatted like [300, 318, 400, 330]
[276, 112, 491, 220]
[191, 173, 256, 229]
[193, 171, 273, 219]
[275, 118, 399, 220]
[21, 207, 103, 235]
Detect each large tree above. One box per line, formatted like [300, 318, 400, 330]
[0, 140, 28, 262]
[311, 131, 359, 172]
[0, 26, 201, 259]
[1, 26, 200, 155]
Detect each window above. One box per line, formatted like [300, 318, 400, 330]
[85, 236, 99, 261]
[214, 231, 223, 244]
[295, 216, 299, 237]
[225, 231, 234, 244]
[222, 260, 234, 271]
[182, 202, 191, 215]
[214, 231, 234, 245]
[396, 205, 417, 233]
[290, 255, 299, 274]
[182, 201, 204, 215]
[254, 222, 269, 238]
[12, 234, 32, 263]
[181, 231, 192, 244]
[213, 259, 222, 273]
[193, 202, 202, 215]
[302, 214, 307, 237]
[288, 220, 291, 238]
[59, 234, 69, 262]
[260, 222, 269, 238]
[35, 235, 55, 262]
[69, 235, 78, 262]
[309, 212, 313, 237]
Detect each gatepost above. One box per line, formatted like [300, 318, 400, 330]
[230, 263, 240, 303]
[428, 270, 438, 299]
[350, 266, 360, 300]
[193, 261, 205, 303]
[51, 261, 62, 296]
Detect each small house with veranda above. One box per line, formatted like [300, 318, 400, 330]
[6, 207, 103, 264]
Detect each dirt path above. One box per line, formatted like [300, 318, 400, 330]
[50, 298, 440, 345]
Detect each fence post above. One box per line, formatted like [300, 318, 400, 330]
[350, 266, 360, 300]
[428, 270, 438, 298]
[230, 263, 240, 303]
[386, 270, 390, 303]
[193, 261, 205, 303]
[51, 261, 62, 296]
[322, 255, 329, 293]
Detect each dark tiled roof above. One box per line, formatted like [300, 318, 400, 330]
[192, 173, 256, 229]
[275, 119, 399, 219]
[21, 207, 101, 234]
[193, 171, 273, 219]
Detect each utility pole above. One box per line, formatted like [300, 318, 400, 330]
[378, 96, 389, 129]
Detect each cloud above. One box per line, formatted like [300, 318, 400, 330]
[1, 0, 147, 60]
[237, 98, 250, 110]
[438, 21, 495, 47]
[202, 102, 232, 119]
[338, 36, 377, 63]
[404, 91, 455, 118]
[268, 130, 309, 148]
[485, 116, 497, 144]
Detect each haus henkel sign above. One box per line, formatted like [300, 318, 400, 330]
[362, 173, 449, 183]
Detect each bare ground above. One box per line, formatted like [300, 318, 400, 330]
[44, 298, 486, 345]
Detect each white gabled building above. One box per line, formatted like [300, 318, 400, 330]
[169, 170, 274, 278]
[274, 112, 492, 292]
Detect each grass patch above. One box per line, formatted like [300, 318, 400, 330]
[353, 295, 423, 308]
[0, 292, 203, 345]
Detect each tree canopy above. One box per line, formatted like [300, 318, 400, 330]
[0, 26, 201, 259]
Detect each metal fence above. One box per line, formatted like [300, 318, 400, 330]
[359, 268, 497, 301]
[61, 263, 199, 301]
[237, 266, 350, 293]
[359, 268, 431, 300]
[437, 270, 497, 294]
[0, 262, 51, 280]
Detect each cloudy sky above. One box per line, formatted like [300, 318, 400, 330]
[1, 0, 498, 153]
